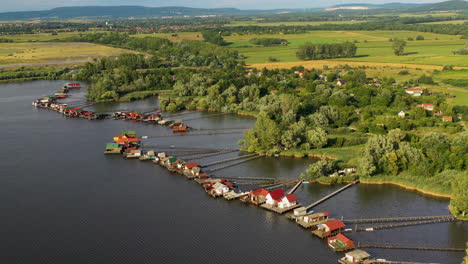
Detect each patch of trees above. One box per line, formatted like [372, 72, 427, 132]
[201, 30, 226, 46]
[452, 45, 468, 55]
[359, 129, 467, 178]
[249, 38, 288, 46]
[296, 42, 357, 60]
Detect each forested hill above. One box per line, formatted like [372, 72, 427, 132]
[406, 0, 468, 12]
[0, 6, 293, 20]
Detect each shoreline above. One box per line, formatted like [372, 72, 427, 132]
[359, 179, 452, 199]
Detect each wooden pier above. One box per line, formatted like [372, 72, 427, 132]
[260, 203, 302, 214]
[343, 215, 455, 224]
[201, 153, 258, 168]
[356, 242, 465, 251]
[355, 216, 456, 232]
[205, 155, 263, 173]
[287, 180, 302, 194]
[305, 180, 359, 210]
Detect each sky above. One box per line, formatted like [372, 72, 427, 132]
[1, 0, 446, 12]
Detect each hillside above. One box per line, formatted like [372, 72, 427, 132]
[0, 6, 294, 21]
[406, 0, 468, 12]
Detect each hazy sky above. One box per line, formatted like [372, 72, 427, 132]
[2, 0, 444, 12]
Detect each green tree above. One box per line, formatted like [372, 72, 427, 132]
[392, 38, 407, 56]
[201, 30, 226, 46]
[449, 171, 468, 219]
[302, 157, 336, 179]
[241, 113, 281, 153]
[306, 127, 328, 149]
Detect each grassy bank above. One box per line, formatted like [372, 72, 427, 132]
[280, 144, 364, 163]
[360, 174, 452, 198]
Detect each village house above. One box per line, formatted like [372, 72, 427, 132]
[405, 87, 423, 96]
[277, 194, 298, 208]
[442, 116, 453, 122]
[265, 188, 285, 206]
[294, 71, 309, 78]
[336, 79, 347, 86]
[417, 103, 434, 111]
[434, 110, 444, 116]
[398, 110, 406, 118]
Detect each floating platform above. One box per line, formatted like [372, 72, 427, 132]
[296, 218, 332, 229]
[260, 203, 302, 214]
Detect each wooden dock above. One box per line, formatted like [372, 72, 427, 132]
[305, 180, 359, 210]
[355, 216, 455, 232]
[287, 180, 302, 194]
[201, 153, 257, 168]
[260, 203, 302, 214]
[223, 191, 249, 200]
[296, 218, 331, 229]
[205, 155, 263, 173]
[342, 215, 454, 224]
[356, 242, 465, 251]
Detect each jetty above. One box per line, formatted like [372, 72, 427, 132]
[343, 215, 455, 224]
[305, 180, 359, 210]
[356, 242, 465, 252]
[355, 216, 456, 232]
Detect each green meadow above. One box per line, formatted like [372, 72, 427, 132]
[223, 30, 467, 66]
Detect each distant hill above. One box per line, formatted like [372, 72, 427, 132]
[330, 3, 423, 8]
[406, 0, 468, 12]
[0, 6, 294, 21]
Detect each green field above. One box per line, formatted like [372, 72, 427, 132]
[421, 19, 468, 24]
[225, 20, 367, 27]
[223, 30, 468, 66]
[1, 31, 103, 42]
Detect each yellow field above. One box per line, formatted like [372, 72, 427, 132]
[0, 42, 136, 65]
[1, 31, 104, 42]
[249, 61, 468, 71]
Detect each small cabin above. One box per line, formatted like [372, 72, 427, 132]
[336, 79, 347, 86]
[250, 188, 270, 204]
[265, 188, 285, 205]
[293, 207, 307, 216]
[278, 194, 298, 208]
[405, 88, 423, 96]
[328, 233, 355, 252]
[339, 250, 371, 264]
[312, 220, 345, 238]
[212, 182, 229, 196]
[442, 116, 453, 122]
[398, 110, 406, 118]
[301, 212, 330, 224]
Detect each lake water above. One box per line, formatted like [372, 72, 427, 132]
[0, 80, 465, 264]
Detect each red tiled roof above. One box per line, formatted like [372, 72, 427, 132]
[252, 188, 269, 197]
[335, 233, 351, 243]
[406, 88, 423, 91]
[285, 194, 298, 203]
[268, 188, 285, 200]
[185, 162, 198, 169]
[325, 220, 345, 231]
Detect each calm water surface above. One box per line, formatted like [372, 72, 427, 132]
[0, 80, 465, 264]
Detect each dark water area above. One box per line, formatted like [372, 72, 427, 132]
[0, 80, 465, 264]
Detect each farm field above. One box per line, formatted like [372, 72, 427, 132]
[0, 42, 136, 65]
[225, 20, 367, 27]
[421, 19, 468, 24]
[224, 30, 468, 66]
[1, 31, 103, 42]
